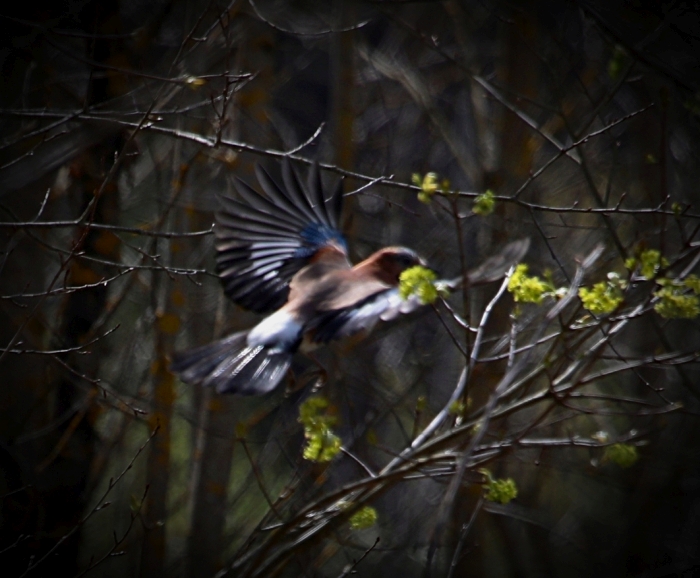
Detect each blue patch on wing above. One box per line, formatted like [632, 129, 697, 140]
[296, 223, 347, 258]
[215, 160, 347, 314]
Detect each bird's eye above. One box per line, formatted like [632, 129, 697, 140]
[399, 254, 415, 267]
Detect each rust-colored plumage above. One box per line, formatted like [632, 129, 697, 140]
[171, 162, 427, 395]
[171, 161, 528, 395]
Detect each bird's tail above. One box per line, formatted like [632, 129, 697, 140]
[170, 331, 293, 395]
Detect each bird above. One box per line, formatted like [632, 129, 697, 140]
[171, 159, 528, 395]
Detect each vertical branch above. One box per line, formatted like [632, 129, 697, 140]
[138, 273, 175, 578]
[186, 14, 277, 576]
[186, 294, 237, 578]
[330, 4, 356, 172]
[138, 147, 187, 578]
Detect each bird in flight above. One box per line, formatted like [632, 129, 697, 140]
[171, 160, 527, 395]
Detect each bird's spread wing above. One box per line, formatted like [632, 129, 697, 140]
[455, 238, 531, 288]
[308, 239, 532, 343]
[215, 160, 348, 313]
[311, 287, 422, 343]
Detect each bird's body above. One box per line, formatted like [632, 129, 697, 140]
[171, 161, 429, 395]
[171, 160, 528, 395]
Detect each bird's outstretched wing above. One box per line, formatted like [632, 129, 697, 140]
[462, 238, 531, 286]
[215, 160, 347, 313]
[310, 287, 421, 343]
[310, 238, 532, 343]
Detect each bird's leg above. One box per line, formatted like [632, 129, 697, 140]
[284, 370, 303, 397]
[308, 352, 328, 393]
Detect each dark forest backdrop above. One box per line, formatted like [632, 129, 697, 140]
[2, 1, 700, 577]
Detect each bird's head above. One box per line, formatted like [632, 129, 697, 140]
[370, 246, 430, 285]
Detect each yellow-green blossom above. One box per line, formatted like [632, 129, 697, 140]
[480, 469, 518, 504]
[579, 281, 624, 315]
[412, 172, 451, 203]
[603, 443, 639, 468]
[473, 189, 495, 216]
[578, 272, 627, 315]
[607, 45, 627, 80]
[683, 274, 700, 294]
[299, 396, 341, 462]
[507, 264, 557, 304]
[654, 278, 700, 319]
[448, 399, 466, 417]
[399, 265, 439, 304]
[626, 249, 668, 280]
[349, 506, 378, 530]
[413, 172, 436, 203]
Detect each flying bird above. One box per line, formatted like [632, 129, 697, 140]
[171, 160, 528, 395]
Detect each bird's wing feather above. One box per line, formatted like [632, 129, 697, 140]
[311, 288, 423, 343]
[445, 238, 531, 288]
[215, 159, 348, 313]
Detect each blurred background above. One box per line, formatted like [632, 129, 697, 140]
[2, 1, 700, 576]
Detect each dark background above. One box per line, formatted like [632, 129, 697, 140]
[2, 1, 700, 576]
